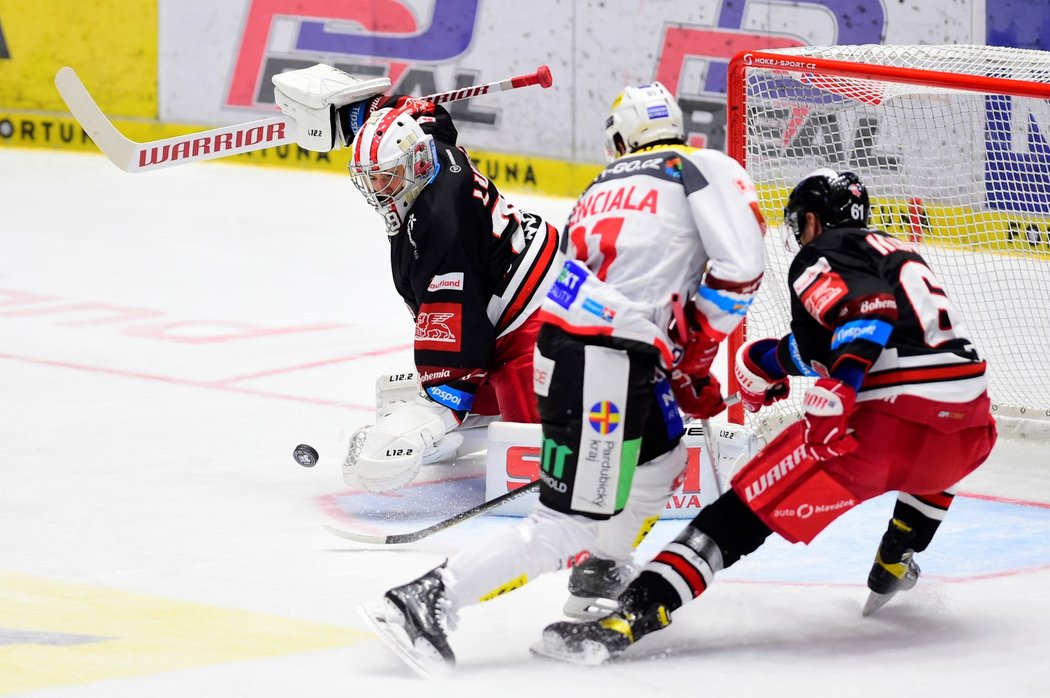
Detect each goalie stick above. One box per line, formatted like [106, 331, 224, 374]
[700, 418, 724, 498]
[54, 65, 553, 173]
[324, 480, 539, 545]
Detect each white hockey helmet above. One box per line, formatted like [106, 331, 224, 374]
[603, 81, 685, 161]
[348, 107, 438, 235]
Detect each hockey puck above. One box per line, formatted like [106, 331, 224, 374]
[293, 444, 319, 468]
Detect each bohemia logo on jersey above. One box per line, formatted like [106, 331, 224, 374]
[226, 0, 482, 110]
[415, 302, 461, 351]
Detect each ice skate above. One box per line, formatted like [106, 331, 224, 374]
[358, 564, 457, 677]
[533, 590, 671, 665]
[562, 557, 637, 620]
[862, 550, 920, 617]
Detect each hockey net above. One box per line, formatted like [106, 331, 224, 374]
[726, 44, 1050, 440]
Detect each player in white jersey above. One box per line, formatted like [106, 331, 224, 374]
[357, 82, 767, 676]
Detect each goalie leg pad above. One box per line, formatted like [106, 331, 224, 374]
[374, 371, 420, 420]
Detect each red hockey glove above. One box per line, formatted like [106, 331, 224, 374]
[669, 294, 720, 377]
[671, 370, 727, 420]
[733, 338, 790, 413]
[802, 378, 858, 460]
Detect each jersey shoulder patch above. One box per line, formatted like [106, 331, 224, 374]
[791, 254, 848, 327]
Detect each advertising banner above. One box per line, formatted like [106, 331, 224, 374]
[158, 0, 987, 168]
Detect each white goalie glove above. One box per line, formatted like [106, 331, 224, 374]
[272, 63, 390, 152]
[342, 393, 464, 493]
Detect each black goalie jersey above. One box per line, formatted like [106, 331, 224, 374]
[387, 133, 561, 414]
[776, 226, 988, 403]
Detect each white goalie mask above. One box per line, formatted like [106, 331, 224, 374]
[348, 107, 438, 235]
[603, 81, 685, 161]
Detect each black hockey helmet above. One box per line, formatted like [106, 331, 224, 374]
[784, 169, 870, 245]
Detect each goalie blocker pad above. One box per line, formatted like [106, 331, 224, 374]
[272, 64, 390, 152]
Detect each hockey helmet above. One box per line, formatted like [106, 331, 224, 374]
[349, 107, 438, 235]
[783, 169, 870, 245]
[603, 82, 685, 161]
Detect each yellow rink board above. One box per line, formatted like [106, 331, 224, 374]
[756, 183, 1050, 260]
[0, 109, 602, 199]
[0, 1, 157, 115]
[0, 572, 367, 694]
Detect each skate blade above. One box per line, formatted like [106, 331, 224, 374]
[862, 590, 898, 617]
[529, 630, 610, 666]
[357, 601, 451, 679]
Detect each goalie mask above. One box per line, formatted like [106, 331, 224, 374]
[603, 81, 685, 161]
[783, 169, 870, 247]
[349, 107, 438, 235]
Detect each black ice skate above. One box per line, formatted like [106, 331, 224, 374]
[358, 563, 457, 677]
[533, 590, 671, 665]
[563, 557, 637, 620]
[862, 550, 920, 617]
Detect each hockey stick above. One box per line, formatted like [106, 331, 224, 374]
[422, 64, 552, 104]
[700, 418, 724, 497]
[324, 480, 540, 545]
[54, 65, 553, 173]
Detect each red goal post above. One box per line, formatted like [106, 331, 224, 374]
[725, 45, 1050, 437]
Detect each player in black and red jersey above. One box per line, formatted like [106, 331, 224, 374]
[274, 64, 561, 493]
[531, 169, 998, 664]
[340, 105, 560, 492]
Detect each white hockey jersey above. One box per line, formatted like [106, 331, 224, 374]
[538, 144, 766, 369]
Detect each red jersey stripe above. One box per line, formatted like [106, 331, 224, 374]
[654, 551, 708, 598]
[863, 361, 986, 389]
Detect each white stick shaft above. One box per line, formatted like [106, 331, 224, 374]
[422, 65, 552, 104]
[55, 67, 297, 173]
[700, 418, 725, 498]
[55, 64, 552, 174]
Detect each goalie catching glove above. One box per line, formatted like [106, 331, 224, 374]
[272, 63, 390, 152]
[343, 394, 463, 493]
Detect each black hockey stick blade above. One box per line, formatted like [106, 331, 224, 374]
[324, 480, 540, 545]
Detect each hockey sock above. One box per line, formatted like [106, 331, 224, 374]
[692, 489, 775, 567]
[879, 491, 954, 561]
[631, 490, 773, 611]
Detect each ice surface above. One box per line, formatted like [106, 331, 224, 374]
[2, 149, 1048, 697]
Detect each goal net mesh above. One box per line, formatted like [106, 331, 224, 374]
[730, 45, 1050, 435]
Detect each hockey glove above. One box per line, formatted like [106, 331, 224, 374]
[802, 377, 858, 460]
[733, 338, 790, 413]
[272, 64, 390, 152]
[669, 295, 720, 378]
[671, 369, 726, 420]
